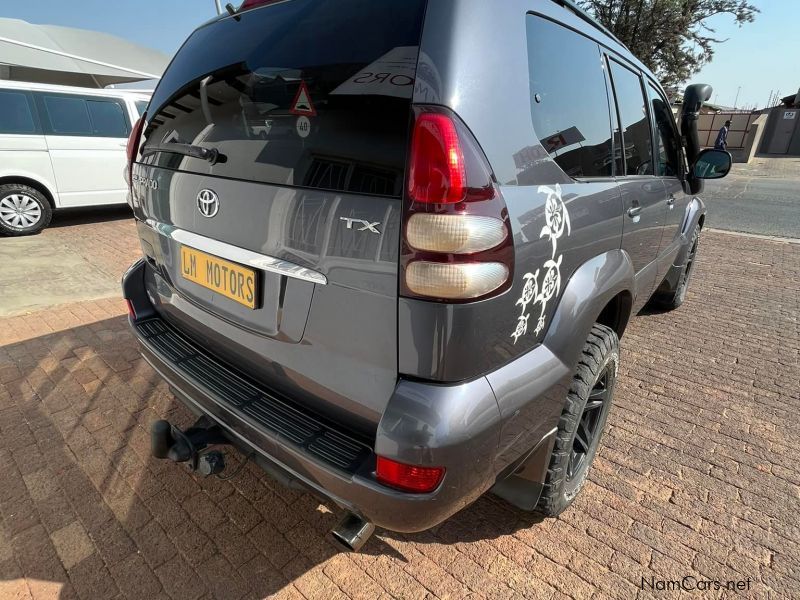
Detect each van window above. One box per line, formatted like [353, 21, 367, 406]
[134, 100, 149, 117]
[42, 95, 93, 135]
[646, 83, 681, 177]
[0, 90, 38, 134]
[86, 99, 129, 137]
[142, 0, 427, 196]
[527, 16, 614, 178]
[38, 94, 130, 137]
[608, 61, 653, 176]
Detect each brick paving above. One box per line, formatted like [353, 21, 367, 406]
[0, 221, 798, 599]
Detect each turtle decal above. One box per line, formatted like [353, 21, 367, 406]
[510, 184, 571, 344]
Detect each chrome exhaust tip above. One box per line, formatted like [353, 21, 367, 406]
[330, 512, 375, 552]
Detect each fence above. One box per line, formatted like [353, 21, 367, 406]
[697, 110, 760, 149]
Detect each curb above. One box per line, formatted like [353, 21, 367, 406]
[705, 227, 800, 245]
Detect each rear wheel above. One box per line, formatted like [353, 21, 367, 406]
[0, 184, 52, 236]
[536, 323, 618, 516]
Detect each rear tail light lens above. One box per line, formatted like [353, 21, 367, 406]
[125, 299, 136, 320]
[401, 107, 514, 302]
[406, 214, 507, 254]
[376, 456, 444, 493]
[125, 116, 145, 186]
[406, 261, 508, 300]
[408, 113, 466, 204]
[239, 0, 280, 10]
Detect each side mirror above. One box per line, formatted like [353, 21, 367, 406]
[692, 148, 732, 180]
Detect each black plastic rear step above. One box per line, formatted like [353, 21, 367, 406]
[136, 318, 372, 473]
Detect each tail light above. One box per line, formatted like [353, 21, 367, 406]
[239, 0, 281, 10]
[125, 116, 145, 187]
[376, 456, 444, 493]
[401, 107, 513, 302]
[125, 299, 136, 320]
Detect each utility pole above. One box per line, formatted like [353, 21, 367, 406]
[214, 0, 223, 14]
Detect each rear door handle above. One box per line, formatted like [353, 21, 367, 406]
[627, 206, 642, 218]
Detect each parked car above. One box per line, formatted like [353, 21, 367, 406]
[0, 80, 150, 236]
[122, 0, 730, 550]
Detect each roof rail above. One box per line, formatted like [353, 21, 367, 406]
[551, 0, 626, 48]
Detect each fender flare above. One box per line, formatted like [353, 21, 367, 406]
[543, 249, 635, 369]
[674, 196, 707, 268]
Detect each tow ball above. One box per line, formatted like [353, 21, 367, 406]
[151, 416, 229, 476]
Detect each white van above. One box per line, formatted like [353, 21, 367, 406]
[0, 80, 150, 236]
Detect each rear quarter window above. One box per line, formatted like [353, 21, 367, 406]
[142, 0, 427, 196]
[134, 100, 149, 117]
[0, 90, 38, 134]
[526, 16, 614, 178]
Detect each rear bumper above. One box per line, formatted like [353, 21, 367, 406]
[123, 258, 565, 532]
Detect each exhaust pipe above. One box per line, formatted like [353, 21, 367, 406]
[330, 512, 375, 552]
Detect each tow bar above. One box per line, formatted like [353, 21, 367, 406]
[151, 416, 230, 476]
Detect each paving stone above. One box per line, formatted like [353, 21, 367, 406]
[0, 223, 797, 599]
[50, 521, 95, 570]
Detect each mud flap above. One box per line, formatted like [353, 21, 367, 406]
[490, 427, 557, 511]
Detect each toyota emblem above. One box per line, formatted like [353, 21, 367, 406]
[197, 189, 219, 218]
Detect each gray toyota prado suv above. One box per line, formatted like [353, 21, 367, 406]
[122, 0, 731, 550]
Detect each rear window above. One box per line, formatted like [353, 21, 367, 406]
[0, 90, 38, 134]
[142, 0, 427, 196]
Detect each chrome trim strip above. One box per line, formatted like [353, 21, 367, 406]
[145, 220, 327, 285]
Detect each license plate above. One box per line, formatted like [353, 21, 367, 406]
[180, 246, 257, 309]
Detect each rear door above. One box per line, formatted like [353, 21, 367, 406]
[132, 0, 426, 433]
[607, 58, 667, 298]
[36, 92, 130, 207]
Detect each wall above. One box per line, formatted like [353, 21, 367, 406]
[698, 110, 759, 149]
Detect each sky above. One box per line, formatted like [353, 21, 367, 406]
[2, 0, 798, 109]
[692, 1, 800, 109]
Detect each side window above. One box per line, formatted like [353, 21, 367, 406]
[134, 100, 149, 117]
[38, 94, 129, 137]
[608, 61, 653, 176]
[0, 90, 38, 134]
[646, 83, 681, 177]
[41, 95, 93, 135]
[86, 99, 129, 137]
[527, 16, 614, 178]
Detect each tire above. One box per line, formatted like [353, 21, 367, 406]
[655, 227, 700, 311]
[0, 184, 52, 236]
[536, 323, 619, 517]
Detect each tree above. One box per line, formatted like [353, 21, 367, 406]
[579, 0, 758, 90]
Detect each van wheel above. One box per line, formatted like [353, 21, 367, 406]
[0, 184, 52, 236]
[536, 323, 618, 517]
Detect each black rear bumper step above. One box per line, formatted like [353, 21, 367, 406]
[135, 318, 372, 473]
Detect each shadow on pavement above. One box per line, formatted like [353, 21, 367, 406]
[49, 206, 133, 229]
[0, 315, 543, 599]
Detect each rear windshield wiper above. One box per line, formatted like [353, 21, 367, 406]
[141, 143, 225, 165]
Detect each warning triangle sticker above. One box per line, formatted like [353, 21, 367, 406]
[290, 82, 317, 116]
